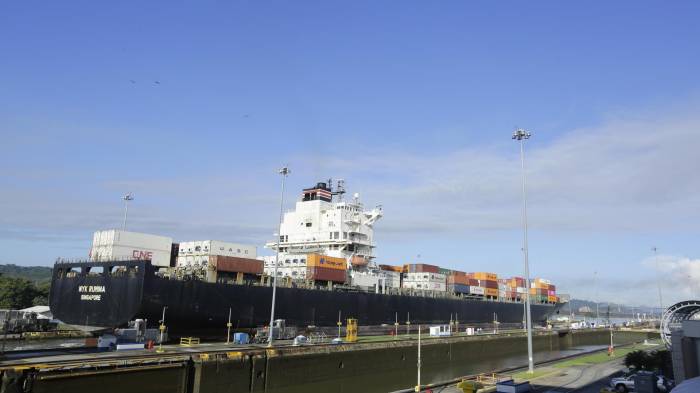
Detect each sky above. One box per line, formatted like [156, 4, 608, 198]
[1, 1, 699, 308]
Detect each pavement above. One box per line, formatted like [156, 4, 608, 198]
[433, 356, 626, 393]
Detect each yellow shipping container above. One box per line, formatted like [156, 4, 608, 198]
[307, 254, 347, 270]
[547, 295, 557, 303]
[473, 272, 498, 281]
[484, 288, 499, 297]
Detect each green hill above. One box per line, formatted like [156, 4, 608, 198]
[0, 264, 53, 284]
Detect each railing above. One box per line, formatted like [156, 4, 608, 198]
[180, 337, 200, 346]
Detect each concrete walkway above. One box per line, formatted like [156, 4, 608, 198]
[433, 356, 625, 393]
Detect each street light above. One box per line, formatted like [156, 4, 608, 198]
[512, 128, 534, 374]
[268, 166, 290, 347]
[122, 193, 134, 231]
[652, 247, 664, 318]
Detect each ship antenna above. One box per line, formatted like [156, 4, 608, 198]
[335, 179, 346, 201]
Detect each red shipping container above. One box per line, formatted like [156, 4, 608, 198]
[211, 256, 263, 274]
[307, 267, 347, 283]
[468, 279, 480, 286]
[479, 279, 498, 289]
[548, 284, 556, 291]
[411, 264, 440, 273]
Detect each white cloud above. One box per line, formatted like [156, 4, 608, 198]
[303, 108, 700, 234]
[643, 254, 700, 304]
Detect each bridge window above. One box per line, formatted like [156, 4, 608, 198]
[87, 266, 104, 276]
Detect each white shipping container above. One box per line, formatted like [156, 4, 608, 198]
[349, 271, 380, 288]
[90, 230, 173, 267]
[177, 240, 256, 268]
[380, 270, 401, 288]
[402, 272, 446, 283]
[402, 280, 446, 292]
[469, 286, 485, 295]
[92, 230, 172, 251]
[516, 287, 527, 293]
[178, 240, 256, 258]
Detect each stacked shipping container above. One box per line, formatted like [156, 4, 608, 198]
[306, 254, 347, 283]
[402, 272, 446, 291]
[530, 278, 557, 303]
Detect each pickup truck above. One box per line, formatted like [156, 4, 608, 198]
[609, 374, 670, 392]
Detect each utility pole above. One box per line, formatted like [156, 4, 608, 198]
[268, 167, 290, 347]
[122, 193, 134, 231]
[513, 128, 535, 374]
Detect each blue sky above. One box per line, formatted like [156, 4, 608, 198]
[2, 1, 700, 307]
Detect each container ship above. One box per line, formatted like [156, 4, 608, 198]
[49, 180, 565, 337]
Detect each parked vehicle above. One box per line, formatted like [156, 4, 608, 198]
[252, 319, 297, 343]
[610, 372, 671, 392]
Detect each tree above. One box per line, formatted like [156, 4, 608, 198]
[624, 350, 651, 371]
[648, 350, 673, 377]
[0, 275, 46, 309]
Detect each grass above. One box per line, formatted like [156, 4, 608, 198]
[512, 340, 663, 382]
[553, 341, 663, 368]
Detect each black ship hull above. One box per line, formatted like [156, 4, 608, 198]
[50, 261, 562, 337]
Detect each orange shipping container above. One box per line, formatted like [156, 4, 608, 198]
[484, 288, 499, 297]
[473, 272, 498, 281]
[307, 254, 346, 270]
[547, 295, 557, 302]
[447, 274, 470, 285]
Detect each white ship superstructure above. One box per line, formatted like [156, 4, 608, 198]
[263, 180, 383, 279]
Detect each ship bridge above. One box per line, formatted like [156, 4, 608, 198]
[263, 180, 382, 275]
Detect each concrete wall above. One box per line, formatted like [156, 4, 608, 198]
[13, 330, 657, 393]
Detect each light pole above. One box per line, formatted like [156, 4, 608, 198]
[268, 166, 290, 347]
[652, 247, 664, 318]
[594, 270, 600, 324]
[513, 128, 534, 374]
[122, 193, 134, 231]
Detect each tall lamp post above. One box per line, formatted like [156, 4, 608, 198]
[268, 167, 290, 347]
[513, 128, 534, 374]
[122, 193, 134, 231]
[652, 247, 664, 318]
